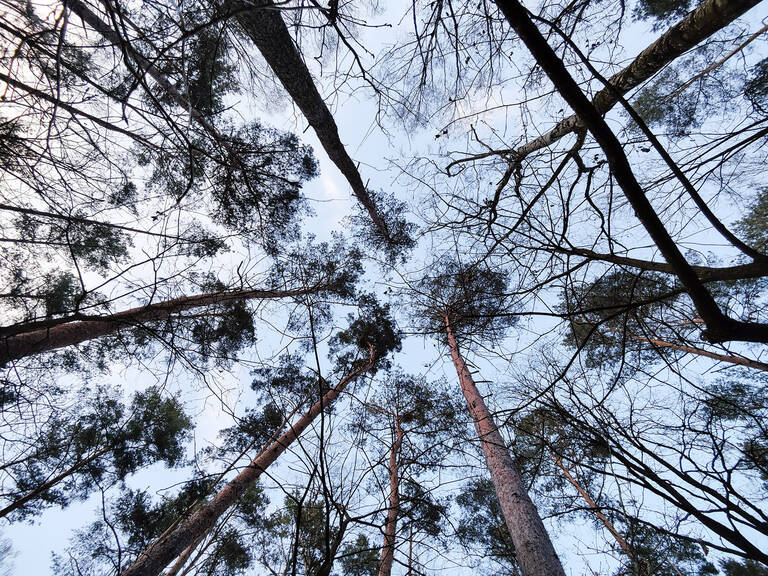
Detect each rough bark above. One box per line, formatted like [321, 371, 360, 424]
[232, 1, 392, 242]
[493, 0, 768, 344]
[120, 345, 375, 576]
[504, 0, 760, 164]
[377, 414, 403, 576]
[0, 285, 322, 365]
[445, 317, 566, 576]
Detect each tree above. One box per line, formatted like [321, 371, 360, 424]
[4, 0, 768, 574]
[414, 258, 566, 576]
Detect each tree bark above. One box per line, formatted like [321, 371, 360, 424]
[0, 285, 323, 365]
[445, 317, 565, 576]
[378, 413, 403, 576]
[493, 0, 768, 345]
[549, 247, 768, 283]
[120, 345, 375, 576]
[232, 1, 392, 243]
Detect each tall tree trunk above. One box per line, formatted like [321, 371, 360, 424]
[1, 285, 323, 365]
[232, 1, 392, 243]
[444, 317, 565, 576]
[503, 0, 760, 164]
[493, 0, 768, 345]
[378, 413, 403, 576]
[120, 345, 375, 576]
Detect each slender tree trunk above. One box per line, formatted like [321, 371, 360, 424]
[444, 317, 565, 576]
[505, 0, 760, 164]
[0, 285, 322, 364]
[378, 414, 403, 576]
[627, 333, 768, 371]
[552, 457, 633, 557]
[120, 346, 375, 576]
[232, 1, 392, 243]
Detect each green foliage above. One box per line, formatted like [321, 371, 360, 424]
[55, 480, 268, 576]
[633, 0, 691, 27]
[140, 120, 317, 252]
[261, 494, 342, 576]
[617, 521, 717, 576]
[251, 353, 320, 406]
[188, 299, 256, 365]
[400, 478, 447, 538]
[745, 58, 768, 112]
[629, 47, 742, 136]
[215, 402, 284, 455]
[330, 294, 402, 373]
[210, 122, 318, 253]
[560, 269, 675, 368]
[703, 374, 768, 487]
[736, 188, 768, 253]
[41, 271, 80, 317]
[455, 477, 519, 576]
[349, 189, 417, 263]
[271, 234, 365, 301]
[3, 386, 191, 520]
[338, 534, 379, 576]
[415, 259, 516, 344]
[13, 212, 131, 273]
[0, 117, 25, 170]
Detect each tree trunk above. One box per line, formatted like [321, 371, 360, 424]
[378, 413, 403, 576]
[626, 333, 768, 371]
[507, 0, 760, 163]
[120, 346, 375, 576]
[444, 317, 565, 576]
[552, 457, 633, 558]
[232, 1, 392, 243]
[1, 285, 323, 365]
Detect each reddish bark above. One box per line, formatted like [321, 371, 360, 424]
[553, 457, 633, 558]
[120, 345, 376, 576]
[445, 318, 565, 576]
[1, 285, 320, 364]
